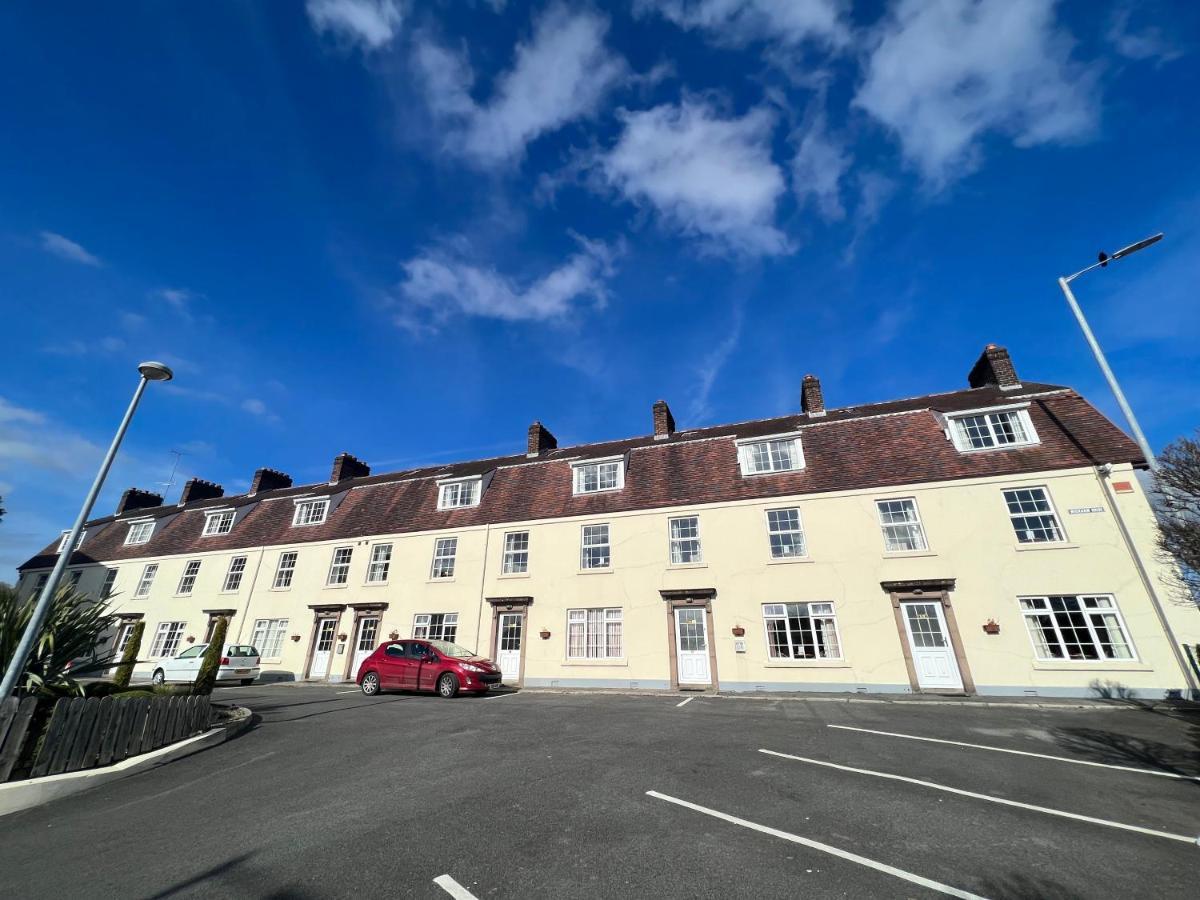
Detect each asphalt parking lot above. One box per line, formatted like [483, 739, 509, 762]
[0, 684, 1196, 899]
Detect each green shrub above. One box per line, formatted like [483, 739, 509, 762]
[112, 621, 144, 689]
[193, 616, 228, 696]
[0, 583, 117, 696]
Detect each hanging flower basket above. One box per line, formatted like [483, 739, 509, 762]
[291, 634, 303, 642]
[731, 626, 746, 637]
[982, 619, 1001, 635]
[185, 635, 196, 644]
[337, 633, 348, 642]
[389, 630, 400, 641]
[539, 628, 551, 640]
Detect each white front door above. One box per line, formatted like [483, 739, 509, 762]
[310, 619, 337, 679]
[901, 602, 964, 691]
[675, 607, 711, 686]
[352, 616, 380, 677]
[496, 613, 523, 683]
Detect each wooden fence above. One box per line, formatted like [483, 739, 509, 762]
[0, 694, 213, 783]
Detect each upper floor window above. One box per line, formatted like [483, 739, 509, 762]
[580, 524, 611, 570]
[101, 568, 118, 599]
[366, 543, 392, 583]
[1003, 487, 1065, 544]
[34, 573, 49, 594]
[125, 520, 155, 545]
[223, 556, 248, 592]
[948, 407, 1037, 452]
[57, 529, 86, 552]
[273, 551, 298, 589]
[327, 547, 353, 585]
[572, 458, 624, 495]
[437, 477, 481, 510]
[766, 508, 807, 559]
[876, 498, 928, 552]
[176, 560, 201, 595]
[68, 570, 83, 589]
[292, 498, 329, 527]
[430, 538, 457, 579]
[502, 531, 530, 574]
[202, 510, 235, 536]
[134, 563, 158, 598]
[1019, 595, 1134, 661]
[737, 434, 804, 476]
[763, 602, 842, 660]
[669, 516, 702, 565]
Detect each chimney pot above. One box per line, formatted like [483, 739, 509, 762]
[250, 467, 293, 495]
[968, 344, 1021, 390]
[527, 421, 557, 457]
[330, 452, 371, 484]
[652, 400, 676, 439]
[801, 374, 826, 417]
[116, 487, 164, 516]
[178, 478, 224, 506]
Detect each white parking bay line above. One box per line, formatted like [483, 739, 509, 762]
[759, 749, 1197, 845]
[335, 689, 361, 694]
[828, 724, 1200, 781]
[433, 874, 480, 899]
[676, 697, 694, 708]
[646, 791, 985, 899]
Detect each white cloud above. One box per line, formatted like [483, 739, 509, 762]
[306, 0, 402, 50]
[39, 231, 102, 266]
[636, 0, 850, 49]
[843, 170, 896, 263]
[790, 114, 850, 221]
[412, 5, 627, 169]
[0, 397, 47, 427]
[1106, 5, 1183, 64]
[241, 398, 268, 416]
[596, 97, 788, 256]
[397, 234, 619, 331]
[43, 337, 125, 357]
[688, 300, 745, 424]
[854, 0, 1097, 187]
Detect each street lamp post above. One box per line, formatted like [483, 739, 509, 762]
[1057, 233, 1163, 472]
[0, 361, 173, 699]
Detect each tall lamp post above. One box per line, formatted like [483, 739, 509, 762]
[1058, 233, 1163, 472]
[0, 361, 173, 699]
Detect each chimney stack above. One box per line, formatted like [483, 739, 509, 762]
[968, 344, 1020, 391]
[178, 478, 224, 506]
[801, 375, 825, 417]
[250, 467, 293, 495]
[652, 400, 676, 440]
[330, 452, 371, 484]
[527, 421, 557, 458]
[116, 488, 164, 517]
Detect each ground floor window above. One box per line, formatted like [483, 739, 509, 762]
[115, 621, 139, 654]
[251, 619, 289, 658]
[762, 602, 842, 659]
[1018, 595, 1134, 661]
[149, 621, 186, 658]
[567, 608, 622, 659]
[414, 612, 458, 642]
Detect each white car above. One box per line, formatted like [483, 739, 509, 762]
[150, 643, 261, 686]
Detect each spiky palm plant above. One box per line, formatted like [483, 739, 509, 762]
[0, 583, 118, 695]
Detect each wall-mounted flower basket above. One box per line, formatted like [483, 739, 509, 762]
[185, 636, 195, 644]
[982, 619, 1000, 635]
[290, 634, 303, 642]
[539, 629, 551, 640]
[337, 633, 348, 641]
[731, 626, 746, 637]
[389, 630, 400, 641]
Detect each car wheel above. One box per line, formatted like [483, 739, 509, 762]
[240, 678, 254, 686]
[361, 672, 380, 696]
[151, 669, 165, 685]
[437, 673, 459, 698]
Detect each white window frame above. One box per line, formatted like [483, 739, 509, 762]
[101, 568, 118, 599]
[947, 405, 1039, 452]
[291, 497, 329, 527]
[765, 507, 807, 559]
[430, 537, 457, 579]
[222, 556, 248, 592]
[57, 529, 86, 553]
[134, 563, 158, 599]
[566, 607, 623, 659]
[413, 612, 458, 642]
[149, 621, 186, 658]
[251, 618, 289, 659]
[762, 602, 842, 660]
[273, 551, 298, 589]
[736, 432, 805, 476]
[115, 621, 137, 654]
[366, 543, 392, 584]
[580, 523, 611, 570]
[176, 559, 201, 596]
[876, 498, 929, 552]
[124, 519, 155, 545]
[668, 515, 703, 565]
[1018, 594, 1137, 662]
[571, 457, 625, 495]
[1002, 486, 1067, 544]
[502, 531, 530, 575]
[437, 477, 482, 510]
[327, 546, 353, 586]
[202, 509, 235, 536]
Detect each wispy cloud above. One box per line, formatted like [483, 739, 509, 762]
[635, 0, 850, 50]
[790, 111, 850, 221]
[594, 96, 788, 256]
[1106, 4, 1184, 64]
[306, 0, 403, 51]
[854, 0, 1098, 187]
[43, 336, 126, 357]
[39, 231, 102, 267]
[688, 299, 745, 424]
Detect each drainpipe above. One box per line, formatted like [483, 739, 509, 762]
[232, 545, 269, 644]
[474, 523, 493, 655]
[1094, 465, 1199, 698]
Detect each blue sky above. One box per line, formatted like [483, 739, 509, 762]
[2, 0, 1198, 576]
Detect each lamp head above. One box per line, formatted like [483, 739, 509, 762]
[137, 361, 174, 382]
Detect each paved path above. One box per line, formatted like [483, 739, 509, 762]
[1, 684, 1196, 898]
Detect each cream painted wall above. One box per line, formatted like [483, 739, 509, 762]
[23, 463, 1200, 697]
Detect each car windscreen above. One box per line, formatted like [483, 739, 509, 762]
[427, 640, 475, 658]
[226, 645, 258, 657]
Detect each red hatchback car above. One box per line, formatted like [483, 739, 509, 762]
[356, 639, 502, 698]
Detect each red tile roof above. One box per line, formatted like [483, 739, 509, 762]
[18, 381, 1142, 571]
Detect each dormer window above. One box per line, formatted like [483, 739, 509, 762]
[202, 509, 235, 536]
[437, 477, 481, 510]
[292, 498, 329, 527]
[737, 433, 804, 476]
[572, 457, 624, 495]
[948, 406, 1037, 452]
[57, 529, 86, 553]
[124, 519, 155, 545]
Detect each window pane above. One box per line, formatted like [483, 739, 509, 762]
[1019, 594, 1134, 661]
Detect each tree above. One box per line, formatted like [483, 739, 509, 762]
[0, 583, 117, 695]
[1155, 431, 1200, 607]
[193, 616, 229, 696]
[112, 620, 144, 689]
